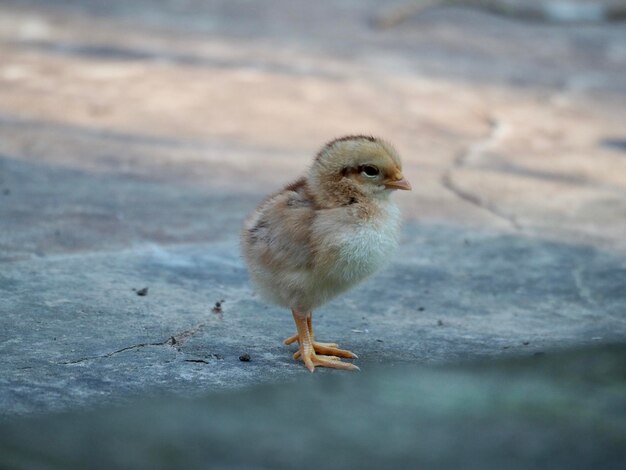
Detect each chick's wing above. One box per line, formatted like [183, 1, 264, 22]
[243, 186, 316, 273]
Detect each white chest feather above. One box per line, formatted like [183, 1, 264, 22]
[320, 202, 401, 283]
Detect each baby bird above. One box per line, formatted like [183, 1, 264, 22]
[241, 135, 411, 372]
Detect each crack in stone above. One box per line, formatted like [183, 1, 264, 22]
[170, 323, 207, 348]
[572, 265, 597, 306]
[59, 322, 208, 365]
[59, 339, 173, 365]
[441, 117, 523, 230]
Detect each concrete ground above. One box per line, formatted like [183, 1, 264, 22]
[0, 0, 625, 467]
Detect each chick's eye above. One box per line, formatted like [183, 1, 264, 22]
[361, 165, 380, 177]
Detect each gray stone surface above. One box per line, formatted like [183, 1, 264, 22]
[0, 2, 625, 466]
[0, 345, 624, 469]
[1, 222, 625, 415]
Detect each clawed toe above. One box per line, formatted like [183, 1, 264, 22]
[293, 343, 359, 372]
[284, 334, 299, 345]
[313, 343, 358, 359]
[312, 354, 359, 370]
[292, 342, 358, 360]
[298, 350, 359, 372]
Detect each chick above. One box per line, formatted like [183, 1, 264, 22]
[241, 135, 411, 372]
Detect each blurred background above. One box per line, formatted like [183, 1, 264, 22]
[1, 0, 625, 256]
[0, 1, 625, 468]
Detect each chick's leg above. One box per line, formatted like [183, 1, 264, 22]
[289, 311, 359, 372]
[284, 316, 337, 348]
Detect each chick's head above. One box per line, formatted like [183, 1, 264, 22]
[309, 135, 411, 207]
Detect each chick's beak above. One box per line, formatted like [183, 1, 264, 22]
[385, 176, 412, 191]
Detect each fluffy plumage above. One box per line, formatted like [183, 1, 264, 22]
[242, 135, 410, 371]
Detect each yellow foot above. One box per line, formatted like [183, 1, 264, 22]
[292, 343, 358, 360]
[285, 334, 337, 348]
[284, 333, 357, 359]
[288, 311, 359, 372]
[298, 349, 360, 372]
